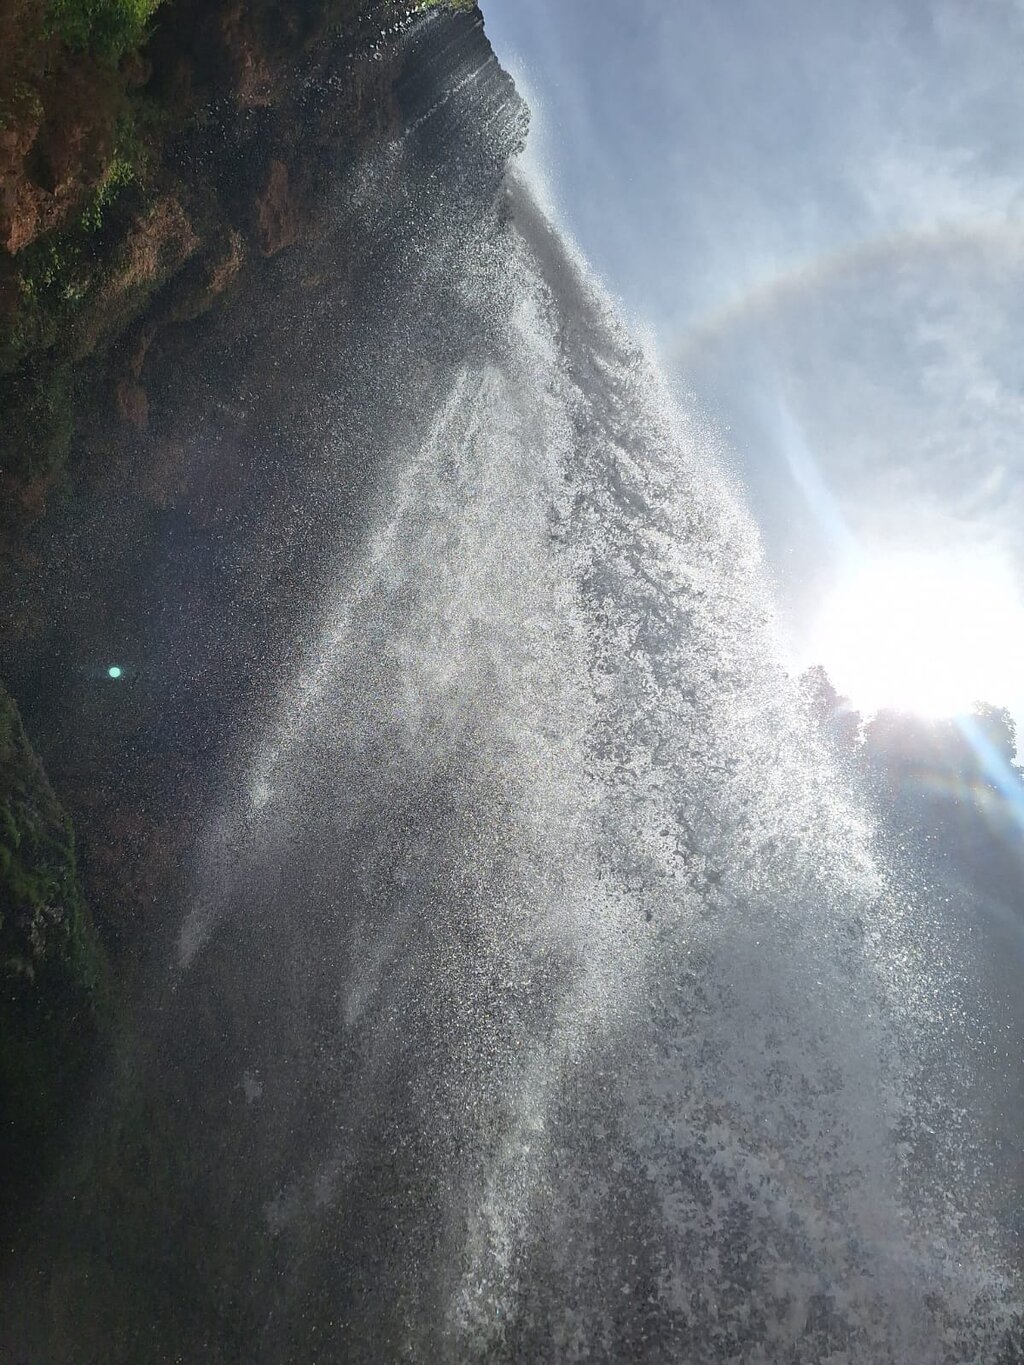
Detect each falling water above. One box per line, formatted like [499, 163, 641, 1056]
[5, 12, 1021, 1363]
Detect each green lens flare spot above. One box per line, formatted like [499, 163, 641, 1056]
[108, 665, 123, 679]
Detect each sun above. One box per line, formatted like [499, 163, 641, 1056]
[808, 550, 1024, 720]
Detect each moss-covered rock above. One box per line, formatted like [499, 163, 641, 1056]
[0, 679, 105, 1212]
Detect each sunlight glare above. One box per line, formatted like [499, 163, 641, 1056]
[810, 551, 1024, 719]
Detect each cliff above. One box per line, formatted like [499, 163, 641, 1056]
[0, 0, 506, 1231]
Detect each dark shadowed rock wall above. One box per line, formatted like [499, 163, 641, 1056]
[0, 0, 515, 1262]
[1, 7, 526, 1359]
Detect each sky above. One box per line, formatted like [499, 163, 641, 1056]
[480, 0, 1024, 726]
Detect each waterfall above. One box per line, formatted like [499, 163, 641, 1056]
[5, 12, 1019, 1363]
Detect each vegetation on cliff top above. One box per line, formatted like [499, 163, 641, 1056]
[0, 0, 477, 515]
[46, 0, 164, 64]
[0, 0, 170, 502]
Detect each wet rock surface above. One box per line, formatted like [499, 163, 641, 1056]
[0, 0, 495, 1278]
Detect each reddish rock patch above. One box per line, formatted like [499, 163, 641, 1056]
[256, 158, 301, 256]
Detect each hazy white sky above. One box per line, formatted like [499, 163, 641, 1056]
[482, 0, 1024, 723]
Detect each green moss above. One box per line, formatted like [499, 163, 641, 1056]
[0, 682, 106, 1211]
[0, 83, 44, 136]
[16, 118, 147, 292]
[15, 237, 89, 325]
[80, 154, 138, 233]
[46, 0, 164, 64]
[3, 137, 147, 373]
[0, 109, 154, 483]
[0, 685, 102, 987]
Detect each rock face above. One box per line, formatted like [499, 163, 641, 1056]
[1, 0, 521, 955]
[255, 158, 300, 255]
[0, 0, 492, 1249]
[0, 681, 103, 1218]
[0, 10, 525, 1352]
[0, 0, 460, 532]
